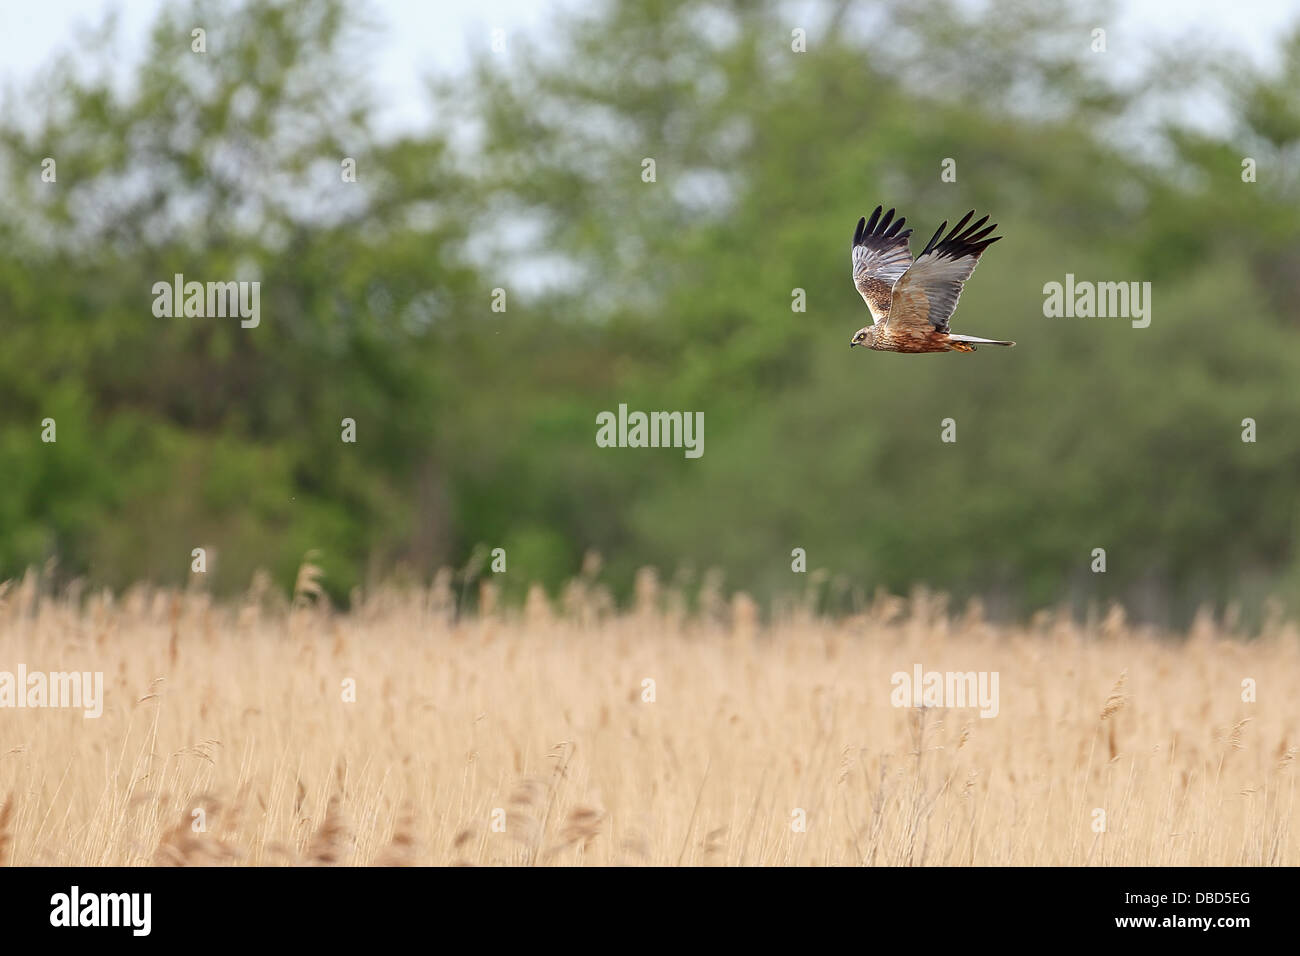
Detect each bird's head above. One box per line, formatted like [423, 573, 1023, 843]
[849, 326, 873, 348]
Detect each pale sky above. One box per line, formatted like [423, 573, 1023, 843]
[0, 0, 1295, 138]
[0, 0, 576, 135]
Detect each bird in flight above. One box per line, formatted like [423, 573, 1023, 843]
[849, 206, 1014, 352]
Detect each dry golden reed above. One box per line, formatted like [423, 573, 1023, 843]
[0, 569, 1296, 866]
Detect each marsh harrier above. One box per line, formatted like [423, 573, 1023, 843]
[849, 206, 1014, 352]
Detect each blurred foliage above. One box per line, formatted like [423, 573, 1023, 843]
[0, 0, 1297, 623]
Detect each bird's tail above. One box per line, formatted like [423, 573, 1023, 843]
[949, 333, 1015, 350]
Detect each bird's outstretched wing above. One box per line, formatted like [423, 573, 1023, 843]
[852, 206, 913, 325]
[884, 211, 1000, 334]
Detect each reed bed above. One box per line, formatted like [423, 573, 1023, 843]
[0, 567, 1295, 866]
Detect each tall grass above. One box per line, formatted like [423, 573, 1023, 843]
[0, 567, 1294, 865]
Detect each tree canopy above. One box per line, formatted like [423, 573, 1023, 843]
[1, 0, 1297, 624]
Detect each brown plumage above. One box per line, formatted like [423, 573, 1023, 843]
[849, 206, 1014, 353]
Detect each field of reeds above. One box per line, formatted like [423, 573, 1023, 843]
[0, 565, 1295, 866]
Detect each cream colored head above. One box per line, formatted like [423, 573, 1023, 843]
[849, 325, 875, 348]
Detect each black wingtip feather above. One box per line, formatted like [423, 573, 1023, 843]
[854, 205, 915, 252]
[922, 220, 947, 256]
[920, 210, 1002, 260]
[946, 210, 975, 242]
